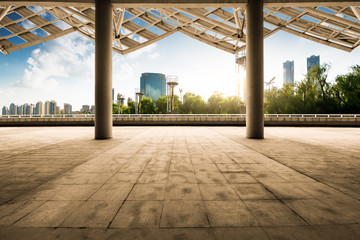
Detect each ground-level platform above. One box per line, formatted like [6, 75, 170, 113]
[0, 127, 359, 239]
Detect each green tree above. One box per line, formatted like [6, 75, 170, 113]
[155, 96, 167, 114]
[112, 103, 119, 114]
[333, 65, 360, 113]
[295, 75, 318, 113]
[207, 91, 224, 114]
[173, 95, 182, 113]
[180, 92, 206, 114]
[155, 95, 182, 113]
[140, 96, 155, 114]
[265, 83, 298, 114]
[124, 101, 135, 114]
[221, 96, 243, 114]
[304, 64, 337, 113]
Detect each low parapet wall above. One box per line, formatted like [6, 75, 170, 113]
[0, 116, 359, 127]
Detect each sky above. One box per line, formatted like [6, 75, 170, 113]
[1, 15, 360, 111]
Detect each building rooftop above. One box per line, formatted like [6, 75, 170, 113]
[0, 126, 359, 239]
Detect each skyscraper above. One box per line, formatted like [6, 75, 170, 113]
[17, 105, 23, 116]
[2, 106, 8, 115]
[9, 103, 16, 115]
[283, 60, 294, 84]
[307, 55, 320, 72]
[35, 101, 44, 115]
[140, 73, 166, 101]
[49, 100, 57, 114]
[23, 103, 29, 115]
[64, 103, 72, 114]
[45, 101, 50, 115]
[81, 105, 90, 113]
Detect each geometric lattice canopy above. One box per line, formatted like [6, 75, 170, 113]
[1, 1, 360, 55]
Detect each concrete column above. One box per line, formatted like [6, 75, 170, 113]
[246, 0, 264, 139]
[95, 0, 112, 139]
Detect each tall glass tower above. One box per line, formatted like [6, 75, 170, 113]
[283, 60, 294, 84]
[307, 55, 320, 72]
[140, 73, 166, 101]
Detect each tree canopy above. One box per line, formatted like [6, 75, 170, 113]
[116, 65, 359, 115]
[265, 64, 360, 114]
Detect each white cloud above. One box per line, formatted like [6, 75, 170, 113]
[16, 33, 95, 91]
[128, 43, 158, 58]
[27, 6, 43, 13]
[3, 31, 162, 110]
[148, 52, 160, 59]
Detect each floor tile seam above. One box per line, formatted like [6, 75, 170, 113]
[312, 197, 360, 223]
[0, 132, 102, 162]
[9, 200, 48, 227]
[0, 138, 131, 206]
[199, 144, 264, 229]
[105, 163, 145, 232]
[159, 142, 172, 230]
[225, 181, 263, 228]
[216, 132, 360, 202]
[169, 132, 211, 229]
[259, 184, 312, 227]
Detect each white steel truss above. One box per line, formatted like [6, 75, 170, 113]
[1, 2, 360, 55]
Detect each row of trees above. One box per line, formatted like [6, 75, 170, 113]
[112, 64, 359, 114]
[265, 65, 360, 114]
[113, 92, 244, 114]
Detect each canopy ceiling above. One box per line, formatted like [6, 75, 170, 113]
[1, 1, 360, 55]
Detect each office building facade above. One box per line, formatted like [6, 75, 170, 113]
[35, 101, 44, 115]
[283, 60, 294, 84]
[307, 55, 320, 72]
[49, 101, 57, 114]
[9, 103, 16, 115]
[81, 105, 90, 113]
[2, 106, 9, 115]
[64, 103, 72, 114]
[140, 73, 166, 101]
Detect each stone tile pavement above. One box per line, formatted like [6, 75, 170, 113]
[0, 127, 359, 239]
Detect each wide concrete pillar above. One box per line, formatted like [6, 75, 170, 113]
[246, 0, 264, 139]
[95, 0, 112, 139]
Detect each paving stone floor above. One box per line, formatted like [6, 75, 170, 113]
[0, 126, 359, 240]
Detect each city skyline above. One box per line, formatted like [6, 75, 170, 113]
[1, 101, 91, 115]
[1, 30, 360, 111]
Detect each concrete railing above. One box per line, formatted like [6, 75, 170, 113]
[0, 114, 359, 126]
[1, 114, 358, 118]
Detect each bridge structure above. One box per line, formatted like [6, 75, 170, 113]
[1, 0, 360, 139]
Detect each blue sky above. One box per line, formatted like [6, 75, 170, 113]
[1, 18, 360, 111]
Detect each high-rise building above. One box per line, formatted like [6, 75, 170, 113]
[81, 105, 90, 113]
[45, 101, 50, 115]
[140, 73, 166, 101]
[49, 100, 57, 114]
[35, 101, 44, 115]
[30, 104, 35, 115]
[307, 55, 320, 72]
[283, 60, 294, 84]
[56, 106, 60, 114]
[9, 103, 16, 115]
[17, 105, 23, 116]
[2, 106, 9, 115]
[22, 103, 30, 115]
[64, 103, 72, 114]
[90, 105, 95, 114]
[23, 104, 32, 115]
